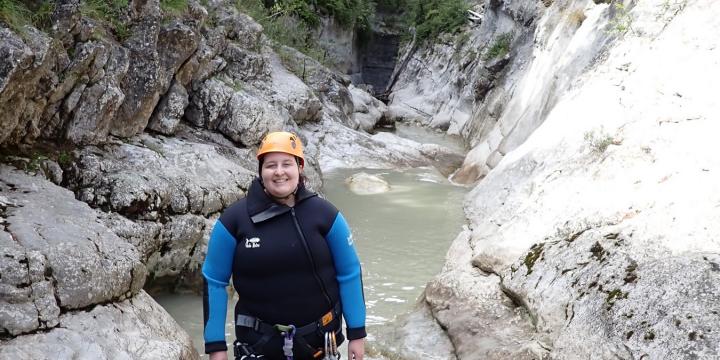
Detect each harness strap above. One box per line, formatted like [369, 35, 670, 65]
[235, 303, 342, 357]
[236, 302, 342, 337]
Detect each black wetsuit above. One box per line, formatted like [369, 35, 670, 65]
[202, 178, 366, 358]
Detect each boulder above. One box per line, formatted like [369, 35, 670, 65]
[0, 291, 198, 359]
[369, 300, 456, 360]
[349, 85, 388, 132]
[345, 172, 390, 195]
[0, 166, 146, 336]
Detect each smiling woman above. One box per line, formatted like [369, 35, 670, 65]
[257, 132, 305, 206]
[202, 131, 367, 360]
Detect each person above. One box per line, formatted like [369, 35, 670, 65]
[202, 131, 366, 360]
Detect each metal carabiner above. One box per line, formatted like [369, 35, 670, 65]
[323, 331, 339, 360]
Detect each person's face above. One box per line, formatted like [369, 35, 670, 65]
[261, 152, 301, 199]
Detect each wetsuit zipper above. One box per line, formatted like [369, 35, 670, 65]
[290, 207, 334, 309]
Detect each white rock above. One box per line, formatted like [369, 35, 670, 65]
[345, 172, 390, 195]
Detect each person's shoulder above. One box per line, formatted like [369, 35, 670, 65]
[305, 195, 339, 213]
[218, 196, 249, 228]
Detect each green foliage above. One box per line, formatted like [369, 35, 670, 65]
[113, 19, 130, 41]
[57, 151, 73, 168]
[160, 0, 188, 15]
[235, 0, 326, 62]
[584, 129, 619, 154]
[608, 2, 633, 35]
[80, 0, 130, 41]
[0, 0, 32, 33]
[483, 33, 512, 60]
[374, 0, 406, 12]
[524, 243, 545, 275]
[406, 0, 470, 42]
[31, 0, 55, 31]
[80, 0, 128, 21]
[315, 0, 374, 29]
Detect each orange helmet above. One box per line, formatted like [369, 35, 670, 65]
[257, 131, 305, 167]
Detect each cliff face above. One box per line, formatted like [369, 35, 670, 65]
[379, 0, 720, 358]
[0, 0, 459, 357]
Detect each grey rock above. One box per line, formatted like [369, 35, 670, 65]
[185, 78, 233, 128]
[146, 214, 206, 279]
[0, 28, 60, 146]
[98, 212, 163, 262]
[503, 228, 720, 358]
[0, 166, 145, 335]
[111, 2, 162, 138]
[370, 300, 456, 360]
[147, 81, 190, 135]
[64, 134, 255, 219]
[306, 120, 431, 172]
[275, 46, 354, 125]
[264, 52, 323, 124]
[218, 90, 287, 146]
[418, 143, 465, 178]
[40, 160, 63, 185]
[349, 85, 387, 132]
[64, 77, 125, 144]
[157, 21, 200, 90]
[55, 41, 130, 145]
[223, 42, 269, 82]
[0, 291, 199, 360]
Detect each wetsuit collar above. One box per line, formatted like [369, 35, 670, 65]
[247, 177, 317, 223]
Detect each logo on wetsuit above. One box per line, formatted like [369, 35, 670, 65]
[347, 233, 354, 246]
[245, 237, 261, 248]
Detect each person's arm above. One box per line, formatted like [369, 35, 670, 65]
[324, 211, 366, 359]
[202, 220, 237, 356]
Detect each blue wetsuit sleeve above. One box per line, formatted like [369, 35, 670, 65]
[202, 220, 236, 353]
[325, 212, 367, 340]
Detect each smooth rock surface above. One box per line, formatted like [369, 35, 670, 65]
[408, 0, 720, 358]
[345, 172, 391, 195]
[0, 290, 198, 359]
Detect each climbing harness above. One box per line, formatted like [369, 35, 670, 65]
[277, 324, 296, 360]
[233, 341, 265, 359]
[323, 331, 339, 360]
[234, 303, 342, 359]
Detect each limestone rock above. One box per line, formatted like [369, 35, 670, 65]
[219, 90, 287, 146]
[110, 2, 162, 138]
[265, 51, 323, 124]
[417, 0, 720, 358]
[0, 27, 61, 146]
[146, 214, 207, 279]
[64, 134, 256, 219]
[345, 172, 390, 195]
[275, 46, 355, 127]
[349, 85, 388, 132]
[369, 300, 456, 360]
[0, 166, 146, 336]
[147, 81, 190, 135]
[503, 228, 720, 358]
[305, 120, 429, 172]
[0, 291, 198, 359]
